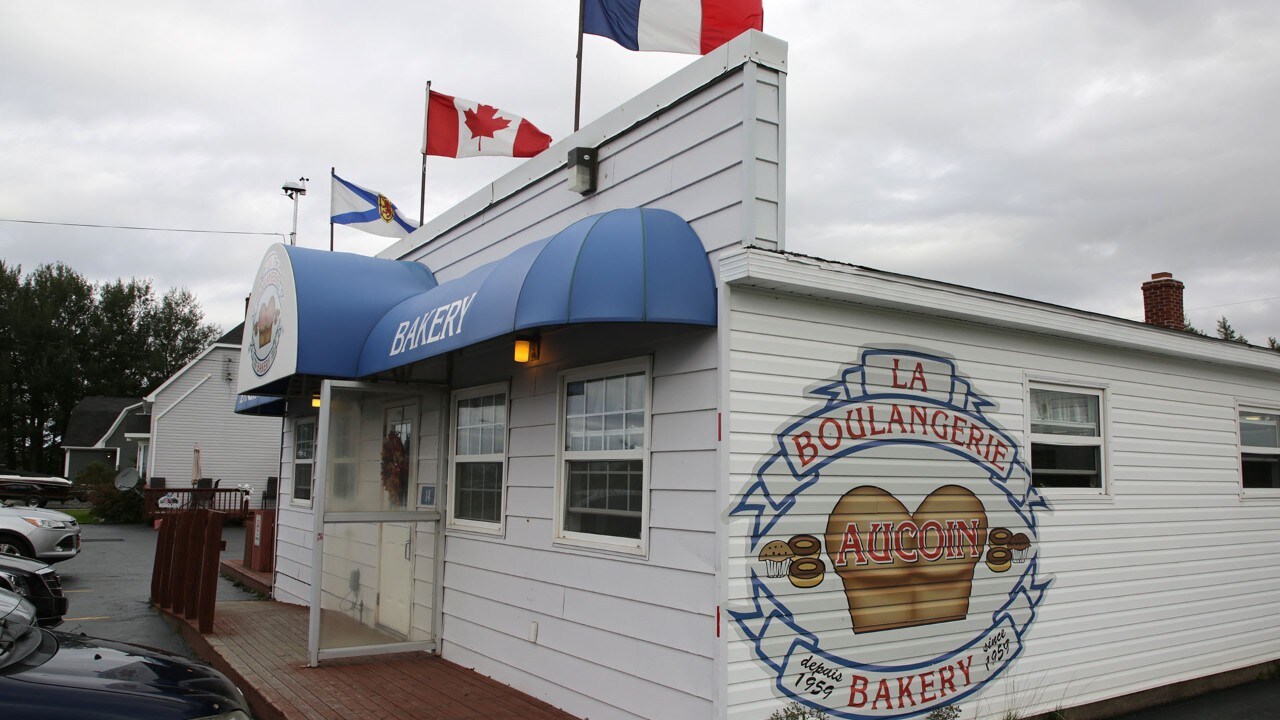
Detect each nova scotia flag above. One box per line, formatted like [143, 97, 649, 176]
[329, 174, 418, 239]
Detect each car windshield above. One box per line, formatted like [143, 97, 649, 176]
[0, 589, 41, 670]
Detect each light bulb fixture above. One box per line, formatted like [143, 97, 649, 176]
[567, 147, 597, 195]
[311, 393, 321, 408]
[514, 336, 540, 363]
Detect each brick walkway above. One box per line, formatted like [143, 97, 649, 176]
[171, 601, 581, 720]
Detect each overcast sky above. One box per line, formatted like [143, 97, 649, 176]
[2, 1, 1276, 345]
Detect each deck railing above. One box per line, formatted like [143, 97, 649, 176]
[143, 487, 249, 520]
[150, 509, 225, 633]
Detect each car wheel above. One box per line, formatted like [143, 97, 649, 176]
[0, 534, 34, 559]
[25, 495, 45, 508]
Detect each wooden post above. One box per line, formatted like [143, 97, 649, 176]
[184, 511, 208, 620]
[198, 511, 225, 633]
[169, 512, 193, 614]
[151, 514, 174, 606]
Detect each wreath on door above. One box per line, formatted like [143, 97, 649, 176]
[380, 430, 408, 507]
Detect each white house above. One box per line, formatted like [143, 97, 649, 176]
[234, 32, 1280, 720]
[148, 323, 282, 498]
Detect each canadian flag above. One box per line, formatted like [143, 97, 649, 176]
[424, 90, 552, 159]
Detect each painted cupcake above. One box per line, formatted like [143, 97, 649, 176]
[758, 540, 794, 578]
[1010, 533, 1031, 563]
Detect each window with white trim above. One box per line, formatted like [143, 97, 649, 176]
[292, 418, 316, 504]
[1029, 385, 1105, 490]
[449, 384, 508, 530]
[558, 360, 649, 546]
[1240, 409, 1280, 489]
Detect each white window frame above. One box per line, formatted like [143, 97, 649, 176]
[136, 441, 148, 479]
[1238, 403, 1280, 497]
[291, 417, 317, 507]
[554, 357, 652, 555]
[447, 382, 510, 535]
[1025, 379, 1110, 498]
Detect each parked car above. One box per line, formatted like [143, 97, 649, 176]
[0, 588, 254, 719]
[0, 504, 81, 563]
[0, 468, 76, 508]
[0, 554, 67, 627]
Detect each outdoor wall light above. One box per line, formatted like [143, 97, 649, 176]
[514, 337, 540, 363]
[311, 393, 321, 408]
[567, 147, 597, 195]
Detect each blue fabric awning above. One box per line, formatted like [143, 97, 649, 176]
[235, 394, 288, 417]
[357, 207, 716, 376]
[237, 245, 439, 395]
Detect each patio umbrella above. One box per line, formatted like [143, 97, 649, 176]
[192, 444, 202, 487]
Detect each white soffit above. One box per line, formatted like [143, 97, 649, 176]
[721, 248, 1280, 374]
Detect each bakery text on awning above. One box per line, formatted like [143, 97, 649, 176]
[358, 207, 716, 376]
[236, 207, 716, 404]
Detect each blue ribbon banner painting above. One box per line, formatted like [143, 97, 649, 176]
[728, 349, 1052, 718]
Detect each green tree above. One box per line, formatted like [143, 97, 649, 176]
[141, 287, 219, 382]
[0, 262, 219, 473]
[1216, 316, 1249, 345]
[0, 262, 22, 467]
[10, 263, 96, 471]
[86, 278, 156, 396]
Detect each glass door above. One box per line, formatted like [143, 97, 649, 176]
[308, 381, 444, 665]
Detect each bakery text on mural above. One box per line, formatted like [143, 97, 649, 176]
[729, 349, 1052, 718]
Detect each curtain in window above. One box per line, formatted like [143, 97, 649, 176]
[1031, 389, 1098, 436]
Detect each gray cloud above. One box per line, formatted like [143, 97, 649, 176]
[1, 1, 1276, 344]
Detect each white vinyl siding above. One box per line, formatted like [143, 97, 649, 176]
[725, 284, 1280, 720]
[377, 38, 782, 720]
[437, 325, 718, 720]
[147, 346, 282, 499]
[274, 414, 316, 606]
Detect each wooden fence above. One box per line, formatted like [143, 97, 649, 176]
[150, 509, 225, 633]
[144, 487, 249, 521]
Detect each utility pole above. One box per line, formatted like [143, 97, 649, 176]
[282, 177, 308, 246]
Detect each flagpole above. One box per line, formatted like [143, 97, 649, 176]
[574, 0, 585, 131]
[420, 81, 431, 226]
[329, 166, 335, 252]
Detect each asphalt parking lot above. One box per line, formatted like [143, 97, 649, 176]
[55, 520, 258, 658]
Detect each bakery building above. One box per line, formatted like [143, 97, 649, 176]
[235, 32, 1280, 720]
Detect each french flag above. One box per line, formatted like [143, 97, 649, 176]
[583, 0, 764, 55]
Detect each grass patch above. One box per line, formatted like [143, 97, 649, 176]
[63, 507, 96, 524]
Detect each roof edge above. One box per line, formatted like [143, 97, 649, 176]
[721, 247, 1280, 373]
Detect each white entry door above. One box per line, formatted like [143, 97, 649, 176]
[311, 382, 443, 666]
[378, 521, 414, 637]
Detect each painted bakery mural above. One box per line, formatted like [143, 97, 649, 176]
[729, 349, 1052, 718]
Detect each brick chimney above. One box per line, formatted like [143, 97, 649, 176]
[1142, 272, 1185, 330]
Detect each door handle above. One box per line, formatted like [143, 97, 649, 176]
[404, 539, 411, 561]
